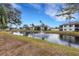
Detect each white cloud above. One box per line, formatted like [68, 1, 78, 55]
[11, 3, 22, 9]
[29, 3, 60, 19]
[44, 4, 66, 21]
[28, 3, 42, 10]
[45, 4, 58, 17]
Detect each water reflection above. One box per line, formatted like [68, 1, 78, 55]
[23, 32, 79, 48]
[32, 32, 48, 40]
[59, 35, 79, 47]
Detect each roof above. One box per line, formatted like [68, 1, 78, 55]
[61, 21, 79, 26]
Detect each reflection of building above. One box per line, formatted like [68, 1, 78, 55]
[60, 35, 79, 44]
[59, 22, 79, 31]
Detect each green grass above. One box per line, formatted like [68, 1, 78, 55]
[11, 29, 79, 36]
[45, 30, 79, 36]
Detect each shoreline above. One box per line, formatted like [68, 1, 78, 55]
[10, 30, 79, 36]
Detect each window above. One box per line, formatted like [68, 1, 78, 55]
[69, 25, 73, 27]
[64, 25, 67, 27]
[64, 29, 66, 31]
[70, 29, 72, 30]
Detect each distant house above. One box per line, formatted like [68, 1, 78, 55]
[59, 22, 79, 31]
[29, 25, 49, 31]
[50, 27, 59, 31]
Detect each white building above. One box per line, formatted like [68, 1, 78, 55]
[59, 22, 79, 31]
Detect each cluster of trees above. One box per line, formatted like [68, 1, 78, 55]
[0, 4, 21, 30]
[21, 20, 48, 31]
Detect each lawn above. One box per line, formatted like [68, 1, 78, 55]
[11, 29, 79, 36]
[45, 30, 79, 36]
[0, 31, 79, 56]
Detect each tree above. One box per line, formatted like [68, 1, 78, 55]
[56, 3, 78, 22]
[39, 20, 48, 31]
[44, 25, 48, 31]
[39, 20, 45, 31]
[23, 24, 30, 30]
[0, 3, 21, 30]
[0, 4, 8, 29]
[40, 20, 44, 25]
[31, 23, 35, 27]
[8, 7, 21, 29]
[30, 23, 35, 30]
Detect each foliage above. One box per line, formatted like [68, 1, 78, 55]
[23, 24, 30, 30]
[56, 3, 79, 22]
[0, 4, 21, 29]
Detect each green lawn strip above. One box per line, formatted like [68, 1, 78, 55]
[11, 30, 79, 36]
[45, 31, 79, 36]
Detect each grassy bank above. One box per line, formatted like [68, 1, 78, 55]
[45, 31, 79, 36]
[11, 29, 79, 36]
[0, 31, 79, 56]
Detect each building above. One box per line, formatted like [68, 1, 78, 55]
[59, 22, 79, 31]
[29, 25, 49, 31]
[50, 27, 59, 31]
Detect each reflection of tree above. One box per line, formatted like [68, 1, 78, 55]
[68, 39, 72, 47]
[74, 37, 79, 44]
[59, 35, 79, 47]
[59, 35, 72, 47]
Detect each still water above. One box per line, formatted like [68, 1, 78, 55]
[30, 33, 79, 49]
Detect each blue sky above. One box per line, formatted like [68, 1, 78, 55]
[11, 3, 79, 28]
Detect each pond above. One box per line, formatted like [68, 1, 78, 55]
[30, 33, 79, 49]
[13, 32, 79, 49]
[46, 34, 79, 48]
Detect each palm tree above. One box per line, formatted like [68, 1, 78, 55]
[39, 20, 45, 31]
[31, 23, 35, 30]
